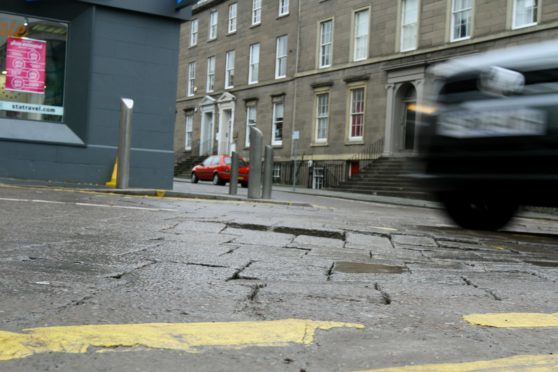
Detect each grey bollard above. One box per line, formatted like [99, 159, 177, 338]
[117, 98, 134, 189]
[229, 151, 239, 195]
[248, 127, 263, 199]
[262, 145, 273, 199]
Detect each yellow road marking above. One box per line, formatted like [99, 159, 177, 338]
[0, 319, 364, 361]
[464, 312, 558, 328]
[361, 354, 558, 371]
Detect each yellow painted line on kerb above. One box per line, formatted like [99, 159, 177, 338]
[464, 312, 558, 328]
[0, 319, 364, 362]
[360, 354, 558, 371]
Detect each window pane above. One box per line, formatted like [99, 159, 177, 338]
[320, 20, 333, 67]
[354, 10, 369, 60]
[316, 93, 329, 141]
[350, 88, 364, 138]
[0, 14, 68, 123]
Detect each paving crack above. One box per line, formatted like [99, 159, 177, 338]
[247, 283, 267, 301]
[226, 260, 256, 281]
[326, 262, 335, 281]
[219, 246, 241, 256]
[107, 260, 158, 280]
[374, 283, 392, 305]
[461, 276, 502, 301]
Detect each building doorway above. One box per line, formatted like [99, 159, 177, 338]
[217, 92, 236, 155]
[401, 86, 417, 151]
[199, 96, 216, 156]
[200, 111, 214, 156]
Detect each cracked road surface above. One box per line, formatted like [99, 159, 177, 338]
[0, 185, 557, 371]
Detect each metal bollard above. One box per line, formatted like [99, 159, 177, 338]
[248, 127, 263, 199]
[262, 145, 273, 199]
[117, 98, 134, 189]
[229, 151, 239, 195]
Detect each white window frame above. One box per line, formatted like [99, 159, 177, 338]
[249, 43, 260, 84]
[275, 35, 288, 79]
[206, 56, 215, 93]
[228, 3, 237, 33]
[190, 19, 198, 47]
[319, 19, 333, 68]
[245, 105, 257, 147]
[185, 112, 193, 151]
[272, 102, 284, 146]
[450, 0, 473, 42]
[225, 50, 235, 89]
[312, 167, 325, 190]
[279, 0, 289, 16]
[209, 10, 218, 40]
[315, 92, 329, 143]
[273, 164, 281, 182]
[348, 87, 365, 141]
[400, 0, 419, 52]
[187, 62, 196, 97]
[512, 0, 538, 29]
[353, 8, 370, 62]
[252, 0, 262, 25]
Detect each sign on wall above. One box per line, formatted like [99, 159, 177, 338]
[5, 37, 47, 94]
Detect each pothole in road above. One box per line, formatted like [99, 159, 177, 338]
[334, 262, 408, 274]
[226, 223, 345, 240]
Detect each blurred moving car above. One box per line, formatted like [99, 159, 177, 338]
[191, 155, 250, 187]
[416, 40, 558, 230]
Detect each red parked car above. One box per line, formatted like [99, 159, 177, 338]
[191, 155, 250, 187]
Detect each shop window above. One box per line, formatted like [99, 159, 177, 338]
[0, 13, 68, 123]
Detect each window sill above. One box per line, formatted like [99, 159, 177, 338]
[400, 47, 417, 53]
[512, 22, 537, 30]
[227, 31, 237, 36]
[250, 23, 261, 29]
[450, 36, 471, 43]
[189, 45, 197, 49]
[311, 142, 329, 147]
[345, 140, 364, 145]
[272, 144, 283, 148]
[207, 38, 217, 43]
[277, 13, 289, 19]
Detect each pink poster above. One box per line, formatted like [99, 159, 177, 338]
[5, 37, 47, 94]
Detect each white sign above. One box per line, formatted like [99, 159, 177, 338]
[0, 101, 64, 116]
[292, 130, 300, 140]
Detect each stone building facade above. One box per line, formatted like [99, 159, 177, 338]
[175, 0, 558, 187]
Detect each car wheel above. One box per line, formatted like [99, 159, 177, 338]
[212, 173, 223, 186]
[437, 193, 517, 231]
[191, 173, 199, 184]
[240, 182, 248, 188]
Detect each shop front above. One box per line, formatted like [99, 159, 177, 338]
[0, 0, 193, 188]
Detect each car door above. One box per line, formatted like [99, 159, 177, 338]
[200, 157, 213, 180]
